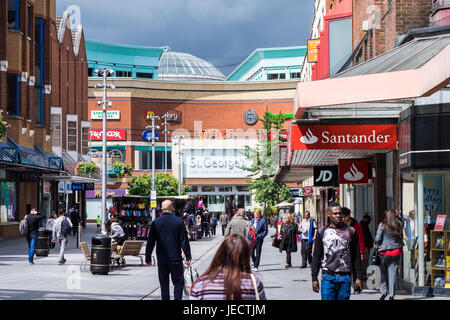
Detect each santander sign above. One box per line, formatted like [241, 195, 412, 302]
[290, 124, 397, 150]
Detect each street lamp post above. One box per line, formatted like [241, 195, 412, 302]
[146, 114, 160, 221]
[162, 112, 169, 174]
[94, 68, 114, 234]
[174, 136, 184, 195]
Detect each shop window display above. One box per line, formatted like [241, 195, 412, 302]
[0, 182, 17, 222]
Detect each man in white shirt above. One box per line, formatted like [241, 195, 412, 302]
[52, 208, 73, 265]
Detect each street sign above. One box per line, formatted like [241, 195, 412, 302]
[314, 166, 339, 187]
[151, 190, 157, 208]
[302, 186, 314, 197]
[142, 129, 159, 142]
[338, 159, 369, 184]
[307, 39, 320, 63]
[72, 183, 84, 191]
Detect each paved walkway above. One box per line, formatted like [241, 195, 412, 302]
[0, 224, 447, 300]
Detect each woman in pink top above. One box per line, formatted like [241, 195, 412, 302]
[190, 234, 266, 300]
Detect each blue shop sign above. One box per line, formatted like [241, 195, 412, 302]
[72, 183, 84, 191]
[142, 129, 159, 142]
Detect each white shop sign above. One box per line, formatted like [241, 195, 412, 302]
[183, 150, 252, 178]
[91, 110, 121, 120]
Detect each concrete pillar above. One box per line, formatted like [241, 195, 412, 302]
[417, 171, 424, 286]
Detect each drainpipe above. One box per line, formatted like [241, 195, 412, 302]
[417, 171, 424, 286]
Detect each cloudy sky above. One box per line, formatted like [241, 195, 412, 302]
[56, 0, 314, 77]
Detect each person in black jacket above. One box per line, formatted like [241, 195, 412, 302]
[146, 200, 192, 300]
[360, 214, 374, 278]
[311, 202, 362, 300]
[26, 208, 45, 264]
[278, 214, 298, 269]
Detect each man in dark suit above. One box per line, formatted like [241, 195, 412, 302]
[250, 209, 268, 271]
[146, 200, 192, 300]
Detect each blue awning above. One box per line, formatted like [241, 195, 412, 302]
[3, 138, 63, 171]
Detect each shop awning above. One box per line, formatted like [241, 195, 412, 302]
[0, 138, 64, 173]
[294, 32, 450, 118]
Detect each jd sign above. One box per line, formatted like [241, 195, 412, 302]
[313, 166, 338, 187]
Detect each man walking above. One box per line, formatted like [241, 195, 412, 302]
[69, 205, 80, 237]
[52, 208, 73, 265]
[342, 207, 365, 293]
[300, 211, 317, 268]
[25, 208, 45, 264]
[219, 211, 229, 236]
[311, 202, 363, 300]
[250, 209, 268, 271]
[224, 208, 247, 237]
[202, 209, 210, 238]
[360, 214, 374, 279]
[146, 200, 191, 300]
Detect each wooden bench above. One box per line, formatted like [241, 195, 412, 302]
[111, 240, 155, 266]
[80, 242, 91, 271]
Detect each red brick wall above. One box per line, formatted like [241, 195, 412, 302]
[89, 97, 294, 143]
[396, 0, 432, 35]
[353, 0, 432, 63]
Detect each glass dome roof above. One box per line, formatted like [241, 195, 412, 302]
[158, 51, 226, 81]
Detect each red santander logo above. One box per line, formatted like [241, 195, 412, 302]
[89, 129, 127, 141]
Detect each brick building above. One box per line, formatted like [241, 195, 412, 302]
[288, 0, 450, 294]
[0, 0, 89, 237]
[87, 78, 298, 220]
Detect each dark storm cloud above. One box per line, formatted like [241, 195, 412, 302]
[56, 0, 314, 76]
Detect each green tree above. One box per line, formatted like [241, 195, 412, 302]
[243, 107, 293, 213]
[128, 172, 187, 196]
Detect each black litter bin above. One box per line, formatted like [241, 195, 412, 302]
[35, 228, 50, 256]
[90, 234, 111, 275]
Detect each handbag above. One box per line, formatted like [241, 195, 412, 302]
[250, 273, 260, 300]
[272, 237, 280, 248]
[184, 265, 199, 296]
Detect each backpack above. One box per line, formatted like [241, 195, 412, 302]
[19, 216, 28, 235]
[61, 217, 72, 237]
[245, 221, 257, 247]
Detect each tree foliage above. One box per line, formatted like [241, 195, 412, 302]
[128, 172, 187, 197]
[243, 107, 293, 213]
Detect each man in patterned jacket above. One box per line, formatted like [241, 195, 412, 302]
[311, 202, 362, 300]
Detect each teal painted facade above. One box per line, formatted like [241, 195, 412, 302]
[226, 46, 307, 82]
[85, 40, 165, 79]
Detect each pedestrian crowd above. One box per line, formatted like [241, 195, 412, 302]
[19, 197, 408, 301]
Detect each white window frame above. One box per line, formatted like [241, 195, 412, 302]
[50, 107, 62, 155]
[81, 121, 91, 156]
[66, 114, 78, 156]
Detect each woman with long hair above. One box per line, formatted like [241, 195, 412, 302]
[375, 209, 404, 300]
[278, 214, 298, 269]
[190, 234, 266, 300]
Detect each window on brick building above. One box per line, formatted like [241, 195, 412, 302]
[7, 74, 20, 116]
[138, 150, 172, 170]
[34, 18, 45, 124]
[88, 68, 93, 76]
[290, 72, 301, 79]
[67, 121, 78, 152]
[51, 113, 62, 148]
[8, 0, 20, 30]
[81, 125, 90, 155]
[27, 3, 32, 37]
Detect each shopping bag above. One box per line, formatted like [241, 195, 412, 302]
[184, 265, 199, 296]
[371, 246, 381, 266]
